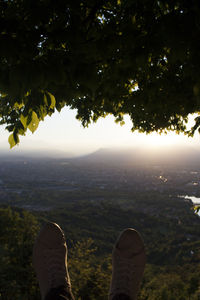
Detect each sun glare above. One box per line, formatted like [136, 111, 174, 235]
[141, 114, 198, 149]
[143, 132, 183, 148]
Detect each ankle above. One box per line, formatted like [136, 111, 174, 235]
[45, 285, 75, 300]
[112, 294, 131, 300]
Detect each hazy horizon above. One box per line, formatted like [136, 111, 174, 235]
[1, 107, 200, 156]
[1, 144, 200, 167]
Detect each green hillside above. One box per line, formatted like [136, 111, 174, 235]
[1, 202, 200, 300]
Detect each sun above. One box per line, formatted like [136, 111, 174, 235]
[142, 132, 182, 148]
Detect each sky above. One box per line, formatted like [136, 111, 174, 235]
[1, 107, 200, 156]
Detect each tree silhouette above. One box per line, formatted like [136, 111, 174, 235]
[1, 0, 200, 146]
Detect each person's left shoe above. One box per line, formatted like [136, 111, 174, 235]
[33, 222, 73, 300]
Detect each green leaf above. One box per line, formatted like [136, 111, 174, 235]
[39, 105, 46, 120]
[20, 114, 28, 129]
[47, 92, 56, 109]
[28, 111, 39, 133]
[18, 128, 25, 135]
[43, 93, 48, 106]
[8, 133, 17, 149]
[194, 205, 200, 214]
[0, 93, 7, 98]
[14, 102, 24, 109]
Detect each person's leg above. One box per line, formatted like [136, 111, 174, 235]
[33, 222, 75, 300]
[109, 228, 146, 300]
[112, 295, 130, 300]
[45, 286, 74, 300]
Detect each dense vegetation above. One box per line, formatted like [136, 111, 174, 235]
[1, 203, 200, 300]
[1, 0, 200, 147]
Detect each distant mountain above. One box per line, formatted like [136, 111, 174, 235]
[1, 145, 200, 166]
[78, 146, 200, 166]
[0, 149, 75, 160]
[81, 148, 140, 162]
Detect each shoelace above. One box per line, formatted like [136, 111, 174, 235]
[111, 255, 136, 296]
[43, 247, 70, 290]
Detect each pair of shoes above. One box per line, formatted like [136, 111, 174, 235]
[33, 223, 146, 300]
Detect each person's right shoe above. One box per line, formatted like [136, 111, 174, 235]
[109, 228, 146, 300]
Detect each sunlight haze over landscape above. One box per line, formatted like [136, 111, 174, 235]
[1, 107, 200, 156]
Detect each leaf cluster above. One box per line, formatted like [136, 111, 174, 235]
[0, 206, 40, 299]
[1, 0, 200, 145]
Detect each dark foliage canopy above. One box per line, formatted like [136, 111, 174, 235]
[1, 0, 200, 146]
